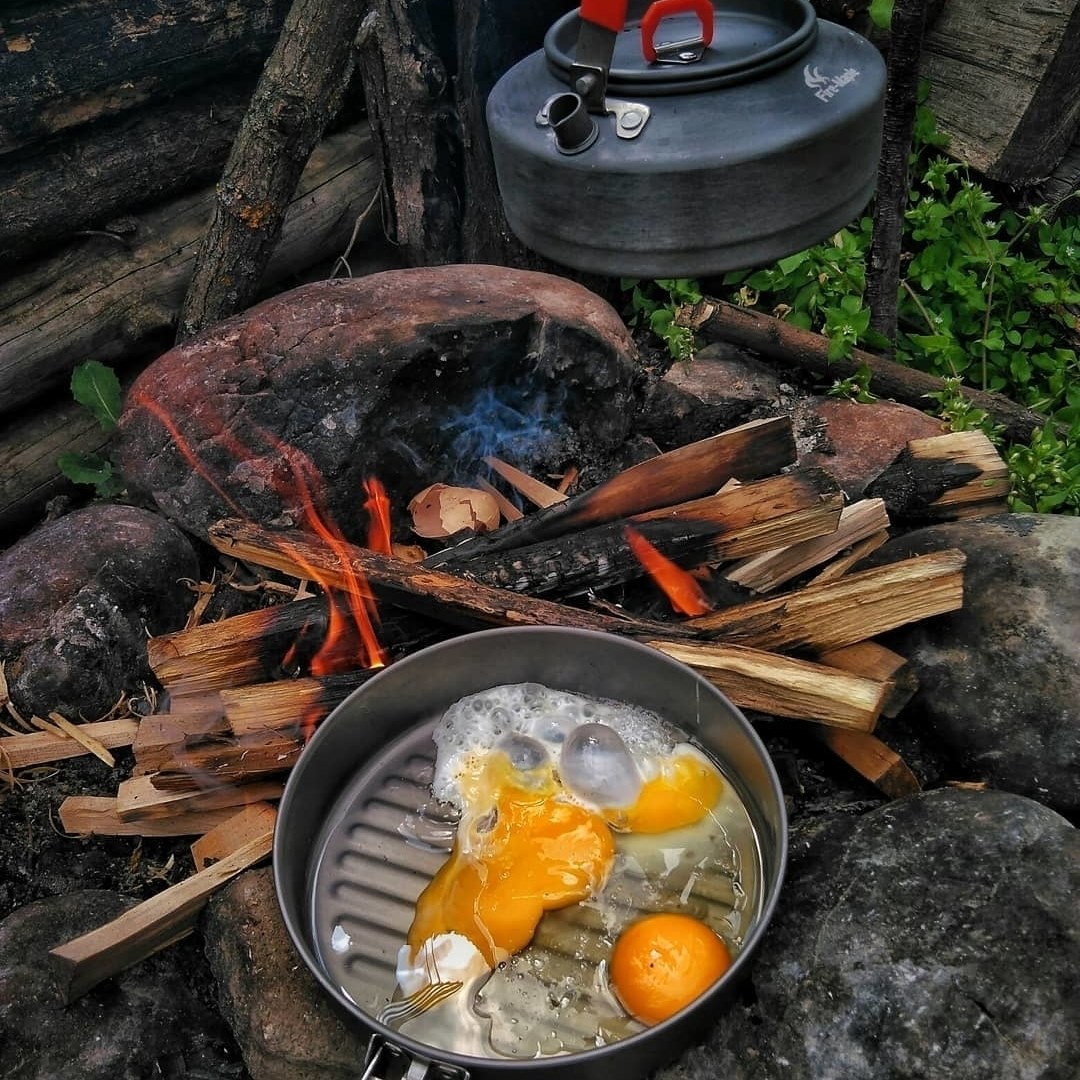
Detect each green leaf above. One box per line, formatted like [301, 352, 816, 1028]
[70, 361, 122, 431]
[777, 250, 811, 276]
[57, 451, 124, 496]
[869, 0, 893, 29]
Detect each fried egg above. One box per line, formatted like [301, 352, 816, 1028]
[394, 683, 732, 1033]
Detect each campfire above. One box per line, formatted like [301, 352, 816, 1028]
[2, 412, 1011, 1005]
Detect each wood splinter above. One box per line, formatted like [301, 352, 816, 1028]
[49, 823, 275, 1003]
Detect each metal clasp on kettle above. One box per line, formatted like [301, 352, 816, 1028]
[361, 1035, 471, 1080]
[640, 0, 715, 63]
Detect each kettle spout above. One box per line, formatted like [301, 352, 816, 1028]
[546, 93, 598, 155]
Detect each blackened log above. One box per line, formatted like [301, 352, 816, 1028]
[177, 0, 370, 339]
[0, 0, 290, 157]
[459, 468, 843, 599]
[0, 79, 253, 264]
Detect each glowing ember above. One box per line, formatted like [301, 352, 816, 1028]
[624, 526, 713, 617]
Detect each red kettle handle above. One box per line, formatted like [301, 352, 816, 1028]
[640, 0, 715, 62]
[578, 0, 631, 33]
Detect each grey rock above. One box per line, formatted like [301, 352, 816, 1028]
[203, 867, 370, 1080]
[0, 503, 198, 719]
[0, 890, 239, 1080]
[868, 514, 1080, 818]
[659, 788, 1079, 1080]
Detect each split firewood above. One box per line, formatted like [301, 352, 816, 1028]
[648, 641, 887, 731]
[147, 598, 441, 697]
[221, 672, 370, 737]
[482, 456, 568, 508]
[424, 416, 798, 567]
[150, 732, 303, 791]
[0, 718, 139, 771]
[817, 641, 918, 719]
[677, 298, 1054, 444]
[132, 701, 229, 773]
[191, 802, 279, 871]
[205, 519, 699, 641]
[805, 531, 890, 586]
[115, 773, 285, 822]
[458, 468, 843, 599]
[864, 430, 1011, 522]
[58, 796, 241, 838]
[817, 728, 922, 799]
[49, 825, 275, 1004]
[724, 498, 891, 593]
[688, 549, 966, 652]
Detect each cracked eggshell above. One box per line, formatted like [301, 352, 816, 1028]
[408, 483, 501, 538]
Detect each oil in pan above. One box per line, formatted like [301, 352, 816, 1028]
[308, 685, 764, 1061]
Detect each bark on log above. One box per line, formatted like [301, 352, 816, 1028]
[0, 0, 290, 157]
[865, 0, 930, 345]
[920, 0, 1080, 184]
[177, 0, 370, 340]
[678, 297, 1054, 444]
[0, 124, 387, 425]
[356, 0, 461, 266]
[0, 79, 253, 264]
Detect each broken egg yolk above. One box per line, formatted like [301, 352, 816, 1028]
[407, 754, 615, 967]
[610, 912, 733, 1025]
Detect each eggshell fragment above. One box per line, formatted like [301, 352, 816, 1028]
[408, 483, 501, 539]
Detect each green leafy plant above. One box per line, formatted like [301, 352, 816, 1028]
[715, 90, 1079, 514]
[57, 360, 126, 497]
[621, 277, 703, 363]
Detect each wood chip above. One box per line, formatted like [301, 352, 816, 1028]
[482, 455, 568, 508]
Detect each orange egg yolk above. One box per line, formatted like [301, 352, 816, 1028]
[610, 912, 733, 1025]
[407, 757, 615, 967]
[618, 753, 724, 833]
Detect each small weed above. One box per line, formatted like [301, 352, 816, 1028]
[621, 277, 703, 363]
[57, 360, 126, 498]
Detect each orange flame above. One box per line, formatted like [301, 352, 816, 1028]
[624, 526, 713, 617]
[132, 390, 388, 698]
[364, 478, 393, 556]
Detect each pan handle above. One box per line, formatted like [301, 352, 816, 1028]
[362, 1036, 471, 1080]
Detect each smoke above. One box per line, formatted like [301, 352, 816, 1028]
[442, 383, 562, 486]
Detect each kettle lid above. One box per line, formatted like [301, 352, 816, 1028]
[545, 0, 818, 95]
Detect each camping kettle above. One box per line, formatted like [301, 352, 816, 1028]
[486, 0, 886, 277]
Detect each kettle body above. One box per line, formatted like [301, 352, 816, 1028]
[486, 0, 886, 277]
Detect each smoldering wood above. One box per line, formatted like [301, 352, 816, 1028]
[920, 0, 1080, 185]
[178, 0, 372, 340]
[0, 79, 253, 263]
[205, 517, 699, 641]
[0, 124, 386, 427]
[678, 298, 1055, 444]
[864, 431, 1011, 522]
[458, 468, 844, 599]
[0, 0, 290, 157]
[426, 417, 798, 567]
